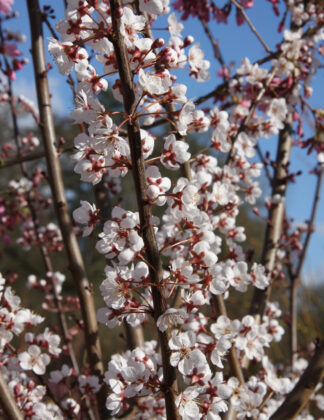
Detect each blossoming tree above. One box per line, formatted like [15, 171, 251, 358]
[0, 0, 324, 419]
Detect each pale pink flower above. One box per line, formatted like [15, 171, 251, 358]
[176, 387, 200, 420]
[157, 308, 188, 332]
[161, 134, 191, 170]
[188, 43, 210, 82]
[18, 345, 51, 375]
[78, 374, 101, 394]
[73, 201, 99, 237]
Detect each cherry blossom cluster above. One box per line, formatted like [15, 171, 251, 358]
[0, 0, 324, 419]
[0, 8, 107, 418]
[0, 273, 67, 417]
[52, 0, 324, 418]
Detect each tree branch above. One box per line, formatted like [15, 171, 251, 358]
[0, 371, 24, 420]
[0, 146, 73, 169]
[250, 118, 292, 317]
[229, 0, 272, 53]
[201, 20, 226, 80]
[1, 12, 82, 389]
[289, 168, 323, 364]
[270, 340, 324, 419]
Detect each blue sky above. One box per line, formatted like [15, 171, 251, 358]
[6, 0, 324, 284]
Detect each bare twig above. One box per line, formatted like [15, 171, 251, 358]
[108, 1, 179, 418]
[256, 144, 272, 184]
[0, 146, 73, 169]
[270, 340, 324, 419]
[0, 149, 45, 168]
[26, 2, 105, 416]
[201, 20, 226, 79]
[229, 0, 272, 53]
[293, 168, 323, 289]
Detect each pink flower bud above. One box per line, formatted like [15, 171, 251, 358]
[152, 38, 165, 49]
[183, 36, 194, 48]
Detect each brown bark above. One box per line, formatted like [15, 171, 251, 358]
[0, 371, 24, 420]
[270, 340, 324, 419]
[289, 169, 323, 365]
[250, 119, 292, 317]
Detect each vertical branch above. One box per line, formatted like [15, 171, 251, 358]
[26, 0, 105, 400]
[123, 321, 145, 349]
[250, 118, 292, 317]
[289, 168, 323, 364]
[289, 262, 298, 366]
[270, 340, 324, 419]
[109, 1, 179, 419]
[0, 371, 24, 420]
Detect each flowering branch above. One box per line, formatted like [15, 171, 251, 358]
[270, 340, 324, 419]
[108, 1, 179, 418]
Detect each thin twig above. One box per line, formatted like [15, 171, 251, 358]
[288, 168, 323, 365]
[0, 146, 73, 169]
[201, 20, 226, 80]
[229, 0, 272, 53]
[256, 144, 272, 184]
